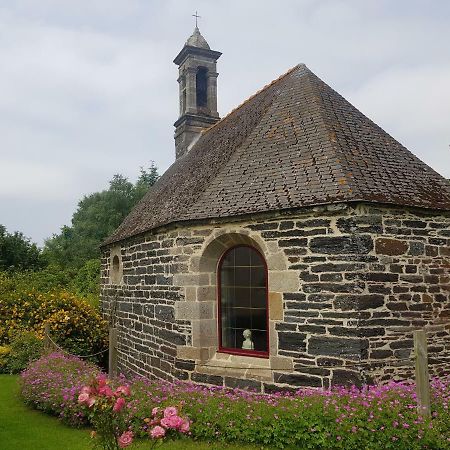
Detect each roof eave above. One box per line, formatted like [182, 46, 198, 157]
[101, 198, 450, 248]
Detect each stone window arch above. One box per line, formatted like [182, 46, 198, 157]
[218, 245, 269, 357]
[175, 229, 295, 381]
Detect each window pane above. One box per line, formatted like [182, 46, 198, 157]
[222, 327, 234, 348]
[219, 246, 268, 354]
[252, 330, 267, 352]
[234, 247, 252, 266]
[251, 267, 265, 286]
[221, 267, 234, 286]
[221, 287, 235, 308]
[250, 250, 265, 267]
[221, 251, 234, 267]
[235, 308, 252, 329]
[235, 288, 251, 307]
[221, 307, 235, 328]
[235, 328, 245, 349]
[251, 288, 266, 308]
[251, 309, 266, 331]
[235, 267, 251, 286]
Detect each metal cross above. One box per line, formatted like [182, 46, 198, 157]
[192, 11, 201, 27]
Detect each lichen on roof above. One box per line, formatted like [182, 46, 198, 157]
[103, 65, 450, 246]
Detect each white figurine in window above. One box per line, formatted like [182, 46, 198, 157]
[242, 329, 254, 350]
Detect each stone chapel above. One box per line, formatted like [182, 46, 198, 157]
[101, 27, 450, 390]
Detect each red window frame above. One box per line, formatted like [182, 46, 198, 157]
[217, 244, 269, 358]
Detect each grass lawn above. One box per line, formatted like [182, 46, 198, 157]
[0, 375, 264, 450]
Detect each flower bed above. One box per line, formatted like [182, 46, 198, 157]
[21, 354, 450, 449]
[21, 352, 100, 425]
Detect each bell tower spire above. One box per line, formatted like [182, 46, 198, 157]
[173, 24, 221, 159]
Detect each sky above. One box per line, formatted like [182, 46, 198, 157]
[1, 0, 449, 246]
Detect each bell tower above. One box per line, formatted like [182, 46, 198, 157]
[173, 26, 222, 159]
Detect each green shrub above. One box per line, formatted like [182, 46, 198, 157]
[44, 295, 108, 362]
[0, 285, 108, 364]
[70, 258, 100, 297]
[6, 331, 44, 373]
[0, 266, 76, 298]
[0, 345, 11, 373]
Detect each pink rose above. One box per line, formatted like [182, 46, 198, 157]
[86, 397, 96, 408]
[151, 407, 159, 417]
[98, 385, 114, 397]
[118, 431, 133, 448]
[113, 397, 126, 412]
[78, 392, 90, 404]
[161, 415, 184, 430]
[150, 426, 166, 439]
[115, 385, 131, 397]
[96, 375, 108, 387]
[163, 406, 178, 418]
[180, 420, 190, 433]
[80, 386, 92, 395]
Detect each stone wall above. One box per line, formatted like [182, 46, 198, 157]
[100, 202, 450, 391]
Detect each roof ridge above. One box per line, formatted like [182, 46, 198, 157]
[201, 64, 302, 136]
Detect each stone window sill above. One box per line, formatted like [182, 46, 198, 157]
[194, 352, 294, 382]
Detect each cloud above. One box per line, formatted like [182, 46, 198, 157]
[0, 0, 449, 245]
[0, 159, 78, 200]
[347, 64, 450, 177]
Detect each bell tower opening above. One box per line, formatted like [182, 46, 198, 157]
[196, 67, 208, 108]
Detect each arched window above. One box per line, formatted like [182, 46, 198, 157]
[218, 245, 268, 357]
[196, 67, 208, 108]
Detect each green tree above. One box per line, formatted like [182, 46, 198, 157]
[0, 225, 43, 271]
[43, 164, 159, 268]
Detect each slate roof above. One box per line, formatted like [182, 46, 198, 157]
[185, 27, 210, 49]
[104, 64, 450, 245]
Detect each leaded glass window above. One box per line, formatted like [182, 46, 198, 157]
[218, 246, 268, 356]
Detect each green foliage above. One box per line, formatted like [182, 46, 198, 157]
[0, 345, 11, 373]
[3, 374, 258, 450]
[44, 295, 108, 363]
[43, 165, 159, 268]
[0, 271, 108, 364]
[0, 225, 44, 271]
[20, 357, 450, 450]
[0, 266, 77, 297]
[0, 260, 100, 306]
[0, 374, 93, 450]
[5, 331, 44, 374]
[71, 259, 101, 297]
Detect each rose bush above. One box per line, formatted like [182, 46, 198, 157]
[146, 406, 191, 445]
[77, 375, 133, 450]
[76, 375, 190, 450]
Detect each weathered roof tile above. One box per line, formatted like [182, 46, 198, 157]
[104, 64, 450, 245]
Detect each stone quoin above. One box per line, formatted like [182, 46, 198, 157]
[101, 26, 450, 391]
